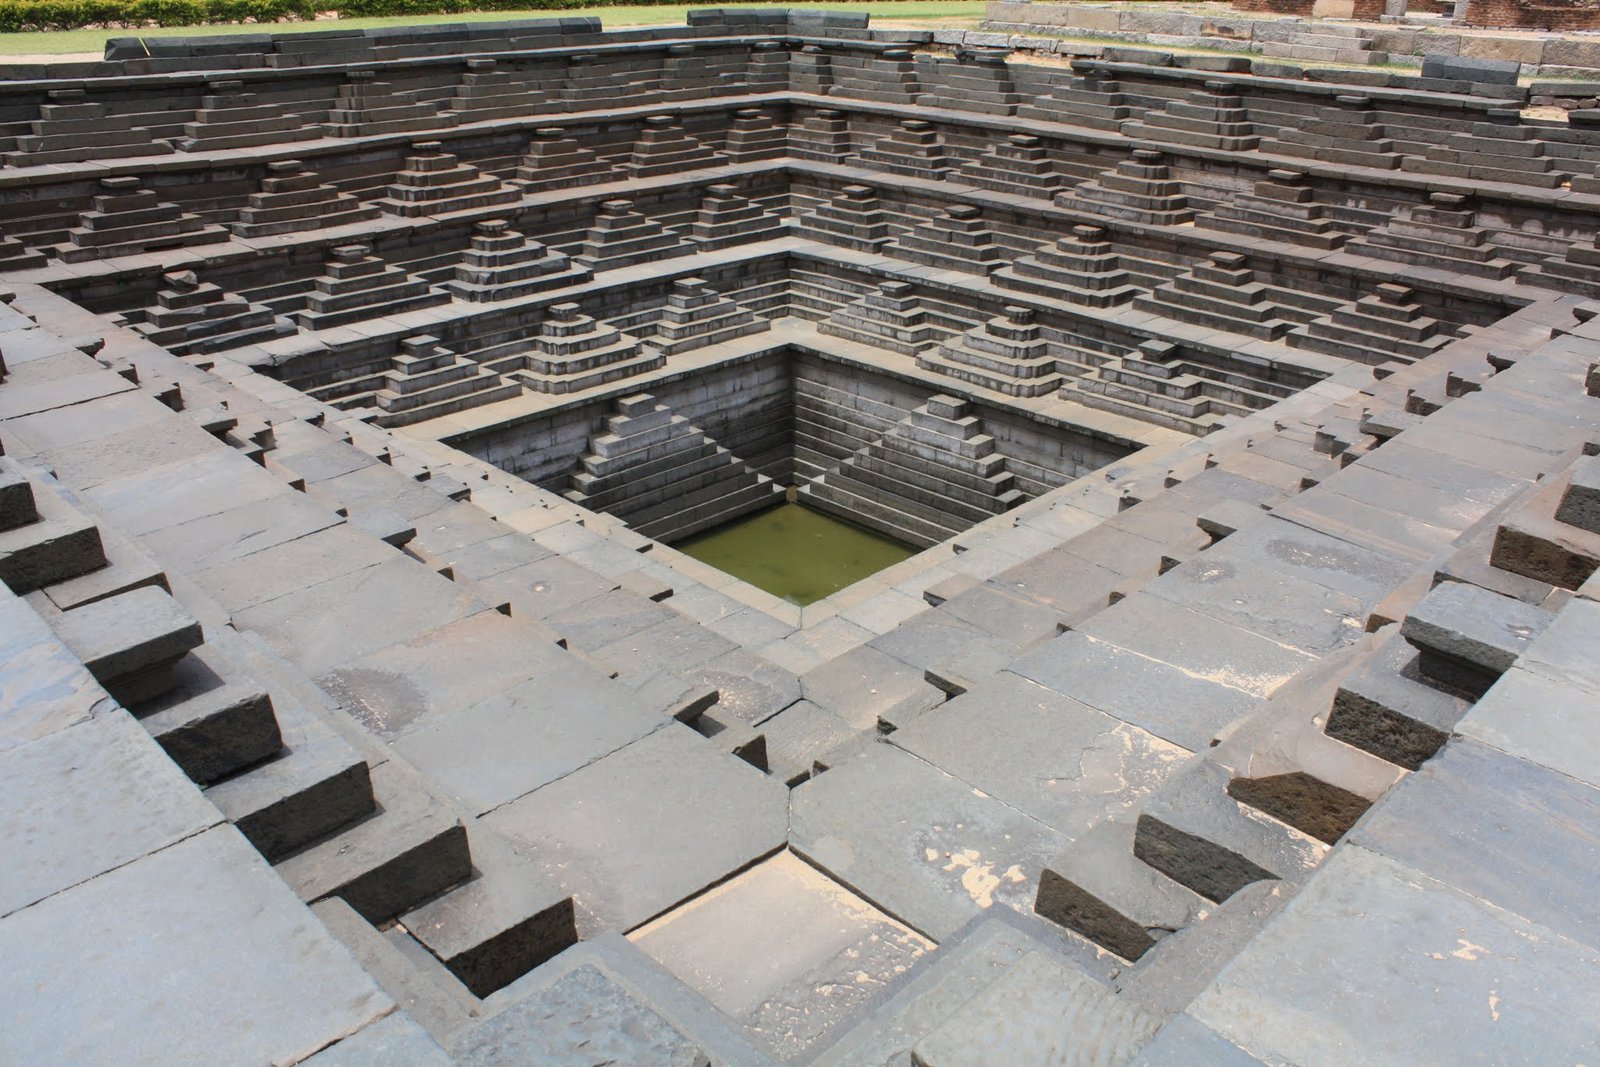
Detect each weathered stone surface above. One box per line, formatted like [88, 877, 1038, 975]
[631, 850, 933, 1059]
[453, 963, 710, 1066]
[0, 827, 392, 1065]
[893, 671, 1190, 835]
[0, 711, 218, 918]
[1191, 846, 1600, 1065]
[484, 724, 788, 931]
[912, 950, 1161, 1066]
[791, 743, 1068, 940]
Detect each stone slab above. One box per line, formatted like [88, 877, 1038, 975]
[0, 826, 392, 1066]
[390, 672, 661, 816]
[1350, 738, 1600, 952]
[0, 711, 219, 918]
[232, 555, 493, 678]
[483, 723, 788, 932]
[790, 742, 1068, 942]
[1192, 846, 1600, 1066]
[1011, 631, 1261, 752]
[304, 1012, 452, 1066]
[892, 671, 1189, 837]
[631, 849, 933, 1060]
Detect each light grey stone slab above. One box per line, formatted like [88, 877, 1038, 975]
[391, 673, 662, 816]
[1011, 632, 1261, 752]
[545, 586, 679, 652]
[912, 950, 1161, 1066]
[0, 826, 392, 1066]
[318, 611, 583, 739]
[679, 648, 800, 727]
[232, 556, 493, 678]
[0, 591, 112, 752]
[790, 743, 1068, 942]
[1074, 593, 1319, 699]
[1457, 664, 1600, 790]
[1212, 517, 1415, 603]
[1518, 595, 1600, 692]
[1191, 845, 1600, 1066]
[304, 1012, 452, 1067]
[141, 491, 341, 572]
[631, 850, 933, 1061]
[454, 964, 710, 1066]
[193, 523, 395, 611]
[483, 724, 789, 932]
[892, 671, 1191, 837]
[0, 711, 220, 918]
[800, 643, 946, 731]
[1127, 1014, 1265, 1066]
[483, 554, 621, 620]
[1350, 738, 1600, 952]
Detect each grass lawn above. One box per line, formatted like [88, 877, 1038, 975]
[0, 1, 985, 55]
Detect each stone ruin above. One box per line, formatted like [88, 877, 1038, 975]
[2, 8, 1600, 1064]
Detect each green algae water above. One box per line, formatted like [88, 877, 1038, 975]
[677, 502, 916, 606]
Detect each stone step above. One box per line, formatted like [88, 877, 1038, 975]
[1035, 817, 1208, 962]
[0, 469, 107, 593]
[1324, 625, 1471, 770]
[0, 457, 38, 531]
[35, 521, 166, 612]
[132, 643, 282, 785]
[1400, 579, 1554, 698]
[1133, 760, 1327, 903]
[399, 829, 577, 999]
[276, 758, 471, 923]
[1492, 464, 1600, 590]
[52, 585, 202, 706]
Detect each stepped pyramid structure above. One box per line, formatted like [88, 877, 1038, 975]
[7, 88, 174, 166]
[1259, 94, 1400, 170]
[721, 108, 787, 164]
[1346, 192, 1515, 279]
[230, 160, 379, 239]
[371, 143, 521, 218]
[1288, 283, 1456, 367]
[1204, 169, 1346, 250]
[323, 71, 453, 137]
[1062, 338, 1268, 435]
[687, 184, 785, 250]
[565, 393, 782, 541]
[621, 116, 722, 180]
[915, 48, 1022, 115]
[1409, 123, 1565, 189]
[917, 306, 1064, 398]
[994, 224, 1141, 307]
[176, 80, 315, 152]
[1019, 69, 1134, 131]
[957, 134, 1064, 198]
[644, 278, 769, 356]
[129, 270, 292, 357]
[511, 302, 661, 394]
[369, 334, 520, 428]
[514, 126, 613, 190]
[790, 44, 833, 94]
[819, 280, 939, 355]
[1134, 251, 1294, 340]
[891, 205, 1005, 276]
[801, 395, 1023, 548]
[1056, 150, 1195, 226]
[857, 119, 954, 179]
[1119, 81, 1260, 152]
[827, 47, 919, 104]
[58, 177, 229, 264]
[573, 199, 696, 272]
[795, 184, 892, 252]
[788, 108, 853, 163]
[442, 220, 591, 302]
[447, 59, 560, 122]
[291, 244, 449, 330]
